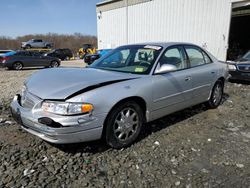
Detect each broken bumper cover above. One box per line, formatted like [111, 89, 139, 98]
[10, 95, 106, 144]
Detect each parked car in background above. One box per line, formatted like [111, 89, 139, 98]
[21, 39, 53, 49]
[0, 50, 60, 70]
[228, 51, 250, 81]
[0, 50, 13, 56]
[84, 54, 100, 65]
[11, 42, 228, 148]
[44, 48, 73, 60]
[84, 49, 112, 65]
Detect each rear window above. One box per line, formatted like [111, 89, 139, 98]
[0, 51, 12, 54]
[184, 46, 212, 67]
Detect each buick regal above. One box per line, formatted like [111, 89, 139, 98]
[11, 43, 228, 148]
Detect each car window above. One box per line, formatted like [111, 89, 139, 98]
[0, 51, 11, 53]
[158, 47, 187, 70]
[202, 51, 212, 64]
[243, 52, 250, 60]
[101, 49, 129, 66]
[31, 52, 41, 56]
[185, 46, 206, 67]
[16, 51, 30, 56]
[134, 49, 155, 63]
[91, 45, 162, 74]
[34, 39, 42, 42]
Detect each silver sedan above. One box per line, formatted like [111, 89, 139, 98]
[11, 42, 228, 148]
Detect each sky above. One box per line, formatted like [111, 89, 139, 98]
[0, 0, 102, 38]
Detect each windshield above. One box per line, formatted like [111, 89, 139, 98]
[243, 51, 250, 60]
[90, 45, 162, 74]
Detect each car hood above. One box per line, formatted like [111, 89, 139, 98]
[236, 60, 250, 65]
[26, 68, 141, 100]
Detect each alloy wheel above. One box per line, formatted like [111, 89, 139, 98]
[212, 84, 222, 105]
[113, 108, 139, 142]
[13, 62, 23, 70]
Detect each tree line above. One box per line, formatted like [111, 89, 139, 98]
[0, 33, 97, 54]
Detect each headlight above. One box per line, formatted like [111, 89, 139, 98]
[42, 101, 94, 115]
[228, 64, 236, 71]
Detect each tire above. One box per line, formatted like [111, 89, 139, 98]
[50, 61, 59, 68]
[65, 56, 70, 61]
[25, 45, 31, 49]
[206, 80, 224, 109]
[12, 62, 23, 70]
[105, 101, 144, 149]
[46, 45, 51, 49]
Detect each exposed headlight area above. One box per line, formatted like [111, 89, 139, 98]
[228, 64, 237, 71]
[42, 101, 94, 115]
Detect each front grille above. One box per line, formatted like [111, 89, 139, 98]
[21, 92, 37, 109]
[237, 64, 250, 72]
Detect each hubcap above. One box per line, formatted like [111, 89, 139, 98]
[14, 63, 22, 70]
[52, 62, 58, 67]
[113, 108, 139, 141]
[212, 84, 222, 105]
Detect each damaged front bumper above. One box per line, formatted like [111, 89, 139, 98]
[10, 94, 106, 144]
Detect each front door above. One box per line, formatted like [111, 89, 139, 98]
[152, 46, 193, 120]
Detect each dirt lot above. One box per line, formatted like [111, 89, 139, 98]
[0, 62, 250, 187]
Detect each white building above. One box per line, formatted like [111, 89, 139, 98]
[96, 0, 250, 61]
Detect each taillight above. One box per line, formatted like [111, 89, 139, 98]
[1, 56, 10, 63]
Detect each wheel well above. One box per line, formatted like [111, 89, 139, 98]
[51, 60, 59, 64]
[218, 77, 225, 84]
[217, 77, 225, 88]
[102, 96, 147, 138]
[13, 61, 23, 66]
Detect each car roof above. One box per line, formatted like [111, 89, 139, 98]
[120, 42, 197, 48]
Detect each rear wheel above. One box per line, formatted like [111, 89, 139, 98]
[206, 80, 224, 108]
[50, 61, 59, 68]
[12, 62, 23, 70]
[105, 101, 144, 149]
[25, 45, 31, 49]
[65, 56, 70, 61]
[46, 45, 51, 49]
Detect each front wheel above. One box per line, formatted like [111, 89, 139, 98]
[25, 45, 31, 49]
[105, 101, 144, 149]
[206, 80, 224, 109]
[50, 61, 59, 68]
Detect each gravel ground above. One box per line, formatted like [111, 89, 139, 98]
[0, 63, 250, 187]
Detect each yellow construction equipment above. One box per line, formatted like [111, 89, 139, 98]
[79, 44, 96, 59]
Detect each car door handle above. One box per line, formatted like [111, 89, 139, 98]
[185, 76, 191, 81]
[211, 71, 215, 74]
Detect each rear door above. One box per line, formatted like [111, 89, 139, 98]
[33, 39, 43, 48]
[14, 51, 33, 67]
[184, 45, 217, 104]
[152, 46, 193, 119]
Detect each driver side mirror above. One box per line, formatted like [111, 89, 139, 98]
[155, 64, 177, 74]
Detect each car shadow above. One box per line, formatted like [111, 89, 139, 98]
[54, 93, 229, 154]
[229, 79, 250, 85]
[6, 67, 44, 71]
